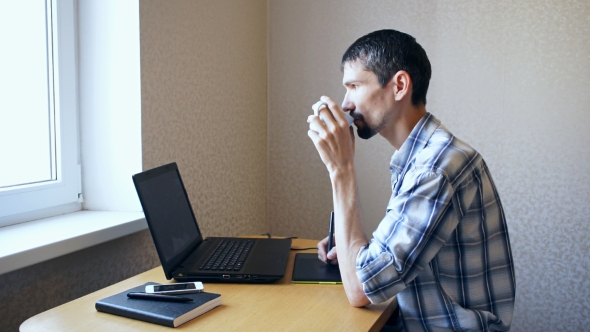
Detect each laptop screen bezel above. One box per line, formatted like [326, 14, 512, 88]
[132, 162, 203, 279]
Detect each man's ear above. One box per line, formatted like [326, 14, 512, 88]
[391, 70, 412, 102]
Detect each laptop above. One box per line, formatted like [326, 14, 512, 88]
[132, 162, 291, 283]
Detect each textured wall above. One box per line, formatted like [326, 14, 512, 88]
[268, 0, 590, 330]
[140, 0, 268, 237]
[2, 229, 159, 332]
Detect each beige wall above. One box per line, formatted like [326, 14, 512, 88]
[268, 0, 590, 330]
[140, 0, 268, 237]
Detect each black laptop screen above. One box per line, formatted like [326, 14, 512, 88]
[136, 169, 201, 263]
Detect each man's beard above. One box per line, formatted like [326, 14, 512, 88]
[357, 125, 378, 139]
[352, 112, 378, 140]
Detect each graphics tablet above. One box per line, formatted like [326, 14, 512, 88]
[291, 253, 342, 284]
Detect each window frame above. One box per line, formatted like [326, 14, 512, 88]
[0, 0, 80, 227]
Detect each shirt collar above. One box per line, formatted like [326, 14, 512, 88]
[389, 112, 440, 173]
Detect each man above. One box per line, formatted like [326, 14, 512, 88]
[307, 29, 516, 331]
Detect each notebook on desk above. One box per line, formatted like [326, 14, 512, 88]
[132, 162, 291, 283]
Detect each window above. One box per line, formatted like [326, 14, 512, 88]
[0, 0, 80, 227]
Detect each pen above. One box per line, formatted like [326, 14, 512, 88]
[326, 211, 334, 265]
[127, 292, 193, 302]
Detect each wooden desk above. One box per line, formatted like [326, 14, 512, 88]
[20, 238, 396, 331]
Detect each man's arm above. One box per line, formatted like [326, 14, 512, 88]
[330, 167, 371, 307]
[307, 96, 370, 307]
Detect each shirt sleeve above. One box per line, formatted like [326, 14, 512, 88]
[356, 170, 459, 304]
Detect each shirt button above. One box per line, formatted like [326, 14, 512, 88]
[383, 253, 392, 262]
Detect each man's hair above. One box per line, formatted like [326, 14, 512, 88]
[341, 29, 431, 106]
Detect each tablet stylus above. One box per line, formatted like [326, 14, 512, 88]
[327, 211, 334, 265]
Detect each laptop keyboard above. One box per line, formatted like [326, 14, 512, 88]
[199, 239, 254, 272]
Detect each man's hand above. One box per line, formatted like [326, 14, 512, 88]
[307, 96, 355, 176]
[317, 236, 338, 265]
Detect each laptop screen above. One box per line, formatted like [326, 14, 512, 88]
[135, 167, 201, 263]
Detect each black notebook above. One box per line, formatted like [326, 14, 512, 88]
[95, 283, 221, 328]
[291, 253, 342, 284]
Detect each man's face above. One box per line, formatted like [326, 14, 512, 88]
[341, 61, 396, 140]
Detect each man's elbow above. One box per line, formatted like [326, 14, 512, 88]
[347, 291, 371, 307]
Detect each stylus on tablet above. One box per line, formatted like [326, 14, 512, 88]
[327, 211, 334, 265]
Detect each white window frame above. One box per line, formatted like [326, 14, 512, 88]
[0, 0, 144, 276]
[0, 0, 80, 227]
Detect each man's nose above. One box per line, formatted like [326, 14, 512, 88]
[342, 92, 354, 113]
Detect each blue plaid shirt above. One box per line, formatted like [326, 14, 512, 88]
[356, 113, 516, 331]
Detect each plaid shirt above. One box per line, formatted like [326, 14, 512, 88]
[356, 113, 516, 331]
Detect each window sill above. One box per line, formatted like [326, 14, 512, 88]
[0, 210, 147, 275]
